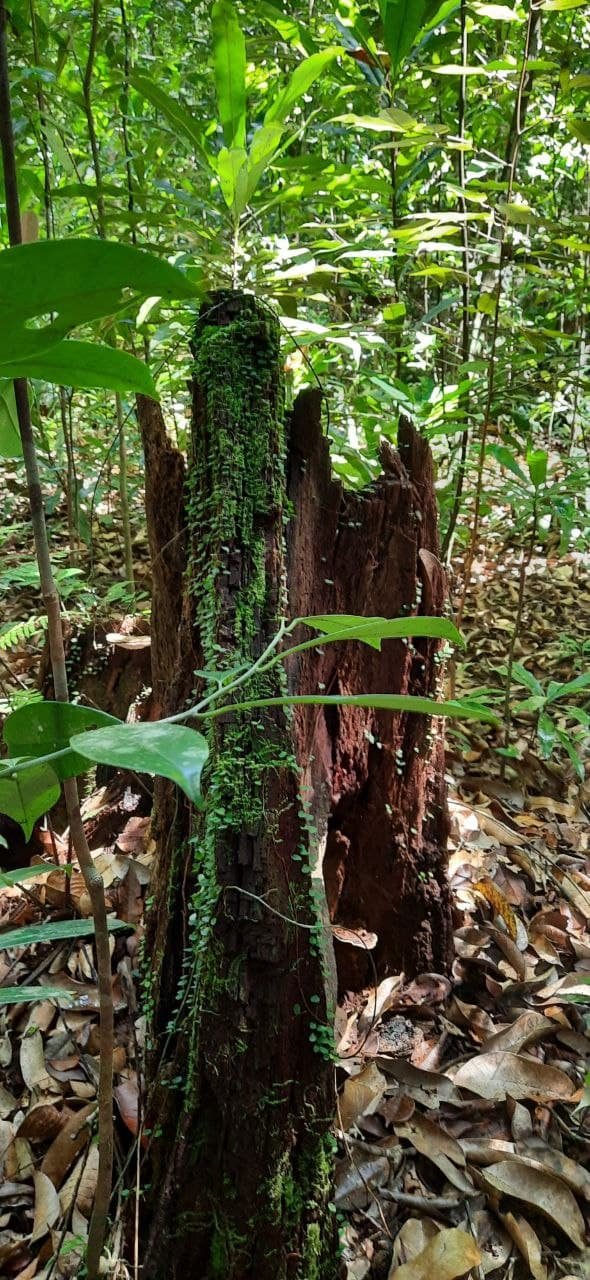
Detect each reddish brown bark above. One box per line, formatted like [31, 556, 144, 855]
[287, 390, 452, 993]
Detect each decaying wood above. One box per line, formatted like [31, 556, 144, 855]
[287, 390, 451, 992]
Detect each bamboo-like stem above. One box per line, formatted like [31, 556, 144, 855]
[441, 0, 470, 561]
[82, 0, 135, 594]
[457, 1, 540, 626]
[0, 8, 113, 1277]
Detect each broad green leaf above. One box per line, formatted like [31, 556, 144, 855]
[555, 728, 585, 780]
[70, 723, 210, 806]
[298, 614, 464, 650]
[216, 146, 249, 217]
[211, 693, 498, 723]
[257, 2, 316, 51]
[0, 379, 22, 458]
[547, 671, 590, 702]
[130, 74, 211, 165]
[212, 0, 246, 150]
[568, 118, 590, 145]
[477, 291, 498, 316]
[516, 695, 546, 714]
[379, 1, 443, 75]
[568, 707, 590, 728]
[333, 109, 423, 134]
[0, 864, 70, 888]
[0, 916, 126, 951]
[0, 240, 196, 364]
[527, 448, 548, 488]
[486, 444, 527, 483]
[471, 3, 522, 17]
[0, 985, 75, 1005]
[537, 711, 557, 758]
[541, 0, 589, 9]
[245, 122, 284, 202]
[383, 301, 406, 322]
[4, 702, 121, 782]
[0, 763, 61, 840]
[511, 663, 544, 696]
[265, 48, 342, 126]
[0, 341, 158, 396]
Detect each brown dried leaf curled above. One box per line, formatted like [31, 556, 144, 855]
[478, 1161, 586, 1250]
[453, 1051, 575, 1102]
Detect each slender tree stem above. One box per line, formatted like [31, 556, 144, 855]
[82, 0, 135, 593]
[0, 9, 113, 1277]
[442, 0, 470, 560]
[457, 1, 540, 626]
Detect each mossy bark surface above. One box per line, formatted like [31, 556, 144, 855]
[138, 294, 338, 1280]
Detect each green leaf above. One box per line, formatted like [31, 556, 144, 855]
[0, 916, 126, 951]
[516, 695, 546, 714]
[383, 301, 407, 322]
[555, 728, 585, 780]
[216, 146, 249, 217]
[0, 985, 76, 1006]
[537, 711, 557, 758]
[298, 614, 464, 650]
[471, 3, 522, 17]
[70, 723, 210, 806]
[265, 48, 342, 126]
[0, 379, 22, 458]
[511, 662, 544, 696]
[212, 0, 247, 150]
[210, 693, 498, 723]
[477, 291, 498, 316]
[379, 0, 442, 75]
[130, 74, 210, 165]
[567, 118, 590, 145]
[0, 865, 71, 885]
[527, 448, 548, 488]
[4, 701, 121, 782]
[541, 0, 589, 9]
[245, 122, 284, 202]
[486, 444, 527, 483]
[0, 341, 158, 396]
[546, 671, 590, 702]
[0, 763, 61, 840]
[0, 240, 196, 364]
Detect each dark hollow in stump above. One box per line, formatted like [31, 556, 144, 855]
[135, 292, 451, 1279]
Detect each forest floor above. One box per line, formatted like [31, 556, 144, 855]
[0, 541, 589, 1280]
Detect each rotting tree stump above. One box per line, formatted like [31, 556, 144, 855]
[136, 294, 339, 1280]
[134, 292, 451, 1279]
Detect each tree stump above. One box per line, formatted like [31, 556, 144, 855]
[135, 294, 451, 1278]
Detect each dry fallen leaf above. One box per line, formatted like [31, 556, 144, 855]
[41, 1104, 94, 1187]
[339, 1063, 387, 1131]
[453, 1051, 575, 1102]
[480, 1012, 555, 1055]
[501, 1211, 547, 1280]
[31, 1170, 60, 1243]
[335, 1154, 390, 1210]
[387, 1226, 482, 1280]
[389, 1218, 438, 1269]
[478, 1160, 586, 1249]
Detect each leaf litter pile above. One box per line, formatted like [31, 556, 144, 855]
[0, 551, 588, 1279]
